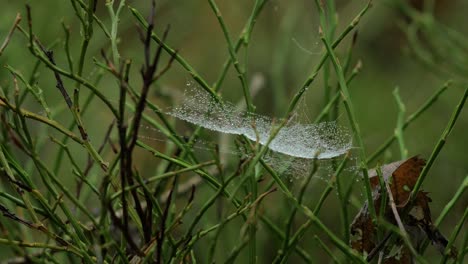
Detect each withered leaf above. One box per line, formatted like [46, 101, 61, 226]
[350, 156, 457, 263]
[368, 156, 426, 207]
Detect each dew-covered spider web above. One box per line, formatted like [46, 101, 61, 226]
[19, 80, 355, 179]
[166, 86, 352, 160]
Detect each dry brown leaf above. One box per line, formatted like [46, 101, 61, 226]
[368, 156, 426, 207]
[350, 156, 457, 263]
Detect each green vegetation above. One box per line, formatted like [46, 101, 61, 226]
[0, 0, 466, 263]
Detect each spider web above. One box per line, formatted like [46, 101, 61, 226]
[167, 86, 352, 160]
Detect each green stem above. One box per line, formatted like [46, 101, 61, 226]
[393, 87, 408, 159]
[319, 26, 376, 221]
[107, 0, 125, 65]
[410, 87, 467, 201]
[208, 0, 254, 112]
[367, 81, 449, 163]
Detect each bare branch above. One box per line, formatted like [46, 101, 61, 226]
[0, 13, 22, 56]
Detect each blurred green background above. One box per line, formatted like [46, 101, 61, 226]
[0, 0, 467, 262]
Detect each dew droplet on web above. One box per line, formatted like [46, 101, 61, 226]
[166, 85, 353, 160]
